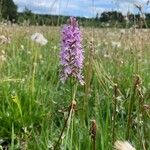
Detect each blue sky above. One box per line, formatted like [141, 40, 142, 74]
[13, 0, 150, 18]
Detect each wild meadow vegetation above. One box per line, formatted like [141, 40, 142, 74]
[0, 22, 150, 150]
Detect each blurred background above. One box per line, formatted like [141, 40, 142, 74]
[0, 0, 150, 28]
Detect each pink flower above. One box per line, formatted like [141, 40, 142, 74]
[60, 17, 84, 85]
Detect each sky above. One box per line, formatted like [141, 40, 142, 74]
[13, 0, 150, 18]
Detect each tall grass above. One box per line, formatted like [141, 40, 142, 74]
[0, 25, 150, 150]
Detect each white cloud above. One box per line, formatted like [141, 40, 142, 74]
[117, 2, 135, 15]
[116, 0, 148, 3]
[114, 0, 150, 15]
[13, 0, 150, 17]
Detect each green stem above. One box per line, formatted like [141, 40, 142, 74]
[64, 108, 73, 150]
[54, 105, 72, 150]
[112, 96, 117, 144]
[126, 76, 139, 139]
[55, 80, 77, 149]
[93, 138, 96, 150]
[112, 84, 119, 144]
[70, 110, 74, 150]
[126, 92, 135, 139]
[73, 81, 78, 100]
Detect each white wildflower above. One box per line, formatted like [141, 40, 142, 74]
[104, 54, 111, 58]
[27, 50, 31, 55]
[53, 45, 57, 50]
[140, 13, 146, 19]
[106, 23, 110, 27]
[114, 141, 136, 150]
[0, 50, 7, 62]
[0, 35, 11, 44]
[111, 41, 121, 48]
[124, 16, 129, 23]
[120, 29, 126, 34]
[21, 45, 25, 50]
[0, 55, 7, 62]
[1, 50, 5, 55]
[31, 33, 48, 46]
[21, 78, 25, 83]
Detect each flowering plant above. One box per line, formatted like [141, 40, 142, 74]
[60, 17, 84, 85]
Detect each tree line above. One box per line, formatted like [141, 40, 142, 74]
[0, 0, 150, 28]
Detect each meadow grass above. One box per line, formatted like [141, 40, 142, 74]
[0, 25, 150, 150]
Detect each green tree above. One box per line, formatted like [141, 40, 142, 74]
[100, 11, 124, 22]
[22, 7, 33, 20]
[1, 0, 18, 21]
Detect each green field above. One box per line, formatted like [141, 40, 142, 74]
[0, 25, 150, 150]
